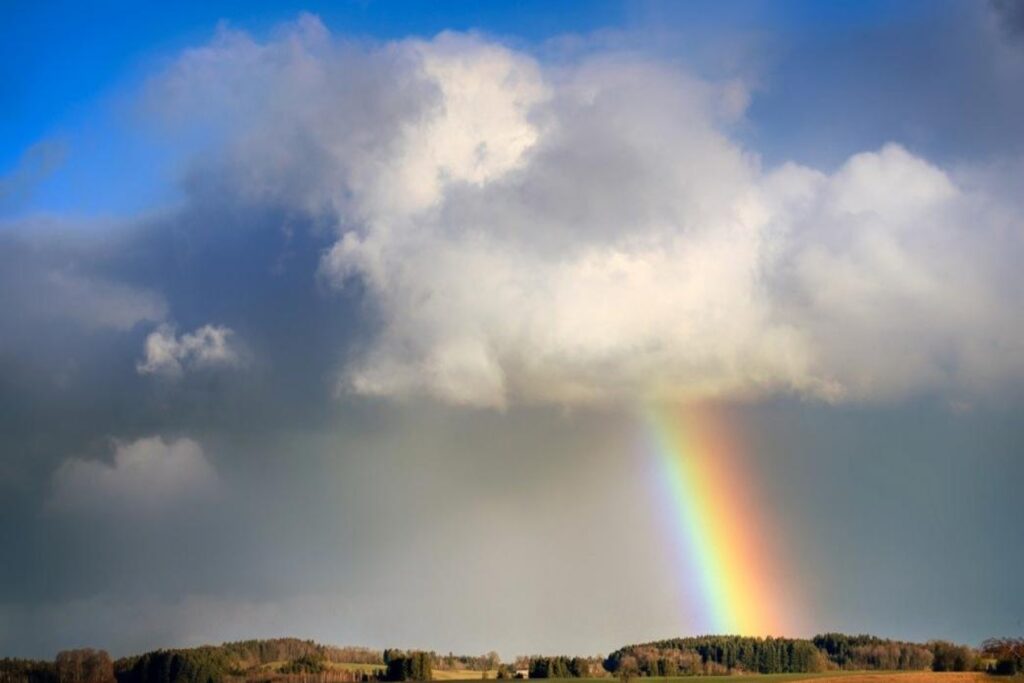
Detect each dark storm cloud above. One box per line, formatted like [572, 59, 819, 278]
[0, 22, 420, 631]
[0, 179, 376, 631]
[991, 0, 1024, 39]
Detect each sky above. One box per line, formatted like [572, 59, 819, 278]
[2, 0, 1024, 660]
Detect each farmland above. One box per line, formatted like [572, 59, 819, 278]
[534, 674, 993, 683]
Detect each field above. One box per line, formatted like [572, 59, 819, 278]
[258, 662, 386, 674]
[428, 671, 499, 679]
[431, 672, 499, 681]
[539, 674, 994, 683]
[264, 668, 1003, 683]
[805, 675, 991, 683]
[326, 663, 387, 674]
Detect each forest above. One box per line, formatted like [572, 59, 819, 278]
[602, 634, 975, 676]
[2, 635, 1022, 683]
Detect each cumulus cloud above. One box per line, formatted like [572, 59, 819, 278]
[143, 16, 1024, 408]
[137, 324, 243, 377]
[48, 436, 217, 514]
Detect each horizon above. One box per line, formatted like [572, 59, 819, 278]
[2, 632, 996, 666]
[2, 0, 1023, 662]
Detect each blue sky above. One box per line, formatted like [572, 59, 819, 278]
[2, 0, 1024, 660]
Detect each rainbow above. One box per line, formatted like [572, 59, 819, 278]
[644, 404, 788, 636]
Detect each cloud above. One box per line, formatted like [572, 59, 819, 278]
[0, 592, 355, 658]
[43, 271, 167, 332]
[48, 436, 217, 514]
[137, 324, 243, 378]
[991, 0, 1024, 39]
[0, 231, 167, 334]
[135, 17, 1024, 408]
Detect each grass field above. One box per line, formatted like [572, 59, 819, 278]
[432, 671, 501, 680]
[327, 663, 387, 673]
[431, 671, 499, 680]
[805, 675, 991, 683]
[536, 674, 993, 683]
[266, 667, 1001, 683]
[258, 661, 386, 674]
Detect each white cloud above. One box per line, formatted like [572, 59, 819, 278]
[137, 324, 242, 378]
[48, 436, 217, 514]
[147, 17, 1024, 407]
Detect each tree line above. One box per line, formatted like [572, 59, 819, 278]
[2, 650, 116, 683]
[381, 651, 431, 682]
[982, 638, 1024, 676]
[4, 633, 1023, 683]
[602, 633, 990, 678]
[523, 657, 591, 679]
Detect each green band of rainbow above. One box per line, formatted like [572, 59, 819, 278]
[645, 405, 785, 635]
